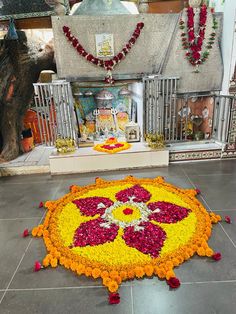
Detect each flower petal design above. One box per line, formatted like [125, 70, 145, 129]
[123, 222, 166, 258]
[72, 197, 113, 216]
[148, 201, 190, 224]
[116, 185, 151, 203]
[73, 218, 119, 247]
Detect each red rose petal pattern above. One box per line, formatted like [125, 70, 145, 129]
[72, 197, 113, 216]
[123, 222, 166, 258]
[148, 201, 190, 224]
[116, 185, 151, 203]
[73, 218, 119, 247]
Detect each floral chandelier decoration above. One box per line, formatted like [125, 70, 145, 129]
[93, 137, 131, 154]
[62, 22, 144, 84]
[179, 4, 218, 72]
[29, 176, 224, 304]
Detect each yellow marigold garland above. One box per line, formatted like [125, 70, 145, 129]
[31, 176, 222, 302]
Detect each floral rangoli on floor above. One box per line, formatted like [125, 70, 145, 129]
[31, 176, 222, 304]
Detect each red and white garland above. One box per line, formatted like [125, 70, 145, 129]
[179, 5, 218, 71]
[62, 22, 144, 84]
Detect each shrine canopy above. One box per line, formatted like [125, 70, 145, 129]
[0, 0, 56, 20]
[72, 0, 130, 15]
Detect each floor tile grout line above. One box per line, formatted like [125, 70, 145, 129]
[131, 285, 134, 314]
[182, 168, 236, 250]
[134, 279, 236, 288]
[197, 194, 236, 250]
[177, 172, 236, 178]
[219, 223, 236, 249]
[3, 279, 236, 293]
[0, 237, 34, 305]
[5, 284, 132, 292]
[210, 209, 236, 212]
[0, 180, 61, 186]
[181, 168, 197, 189]
[0, 193, 54, 304]
[0, 217, 42, 221]
[0, 181, 63, 305]
[181, 279, 236, 285]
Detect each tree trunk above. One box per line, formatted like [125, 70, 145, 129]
[0, 31, 56, 162]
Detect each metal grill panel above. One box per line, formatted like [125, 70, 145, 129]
[143, 75, 179, 141]
[33, 82, 76, 146]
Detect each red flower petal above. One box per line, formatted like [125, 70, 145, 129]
[212, 252, 222, 261]
[148, 201, 190, 224]
[39, 202, 44, 208]
[73, 218, 119, 247]
[123, 208, 133, 215]
[123, 222, 166, 257]
[109, 293, 120, 304]
[62, 26, 69, 33]
[73, 197, 113, 216]
[137, 22, 144, 29]
[225, 216, 231, 224]
[22, 229, 29, 237]
[116, 185, 151, 203]
[167, 277, 181, 289]
[34, 261, 42, 272]
[118, 52, 124, 60]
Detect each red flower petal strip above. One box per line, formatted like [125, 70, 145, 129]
[73, 197, 113, 216]
[73, 218, 119, 247]
[123, 222, 166, 258]
[148, 201, 190, 224]
[116, 185, 151, 203]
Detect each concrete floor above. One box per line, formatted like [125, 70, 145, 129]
[0, 160, 236, 314]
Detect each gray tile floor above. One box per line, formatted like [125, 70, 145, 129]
[0, 160, 236, 314]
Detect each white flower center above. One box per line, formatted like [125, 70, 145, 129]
[100, 201, 153, 231]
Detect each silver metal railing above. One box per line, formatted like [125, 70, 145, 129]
[213, 95, 235, 144]
[143, 75, 235, 144]
[143, 75, 179, 141]
[33, 82, 76, 146]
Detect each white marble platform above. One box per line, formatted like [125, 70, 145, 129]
[0, 146, 52, 176]
[49, 142, 169, 175]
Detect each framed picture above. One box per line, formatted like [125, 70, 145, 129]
[0, 0, 70, 21]
[95, 33, 114, 58]
[125, 122, 140, 142]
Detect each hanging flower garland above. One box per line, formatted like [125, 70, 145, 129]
[179, 5, 218, 72]
[62, 22, 144, 84]
[30, 176, 223, 304]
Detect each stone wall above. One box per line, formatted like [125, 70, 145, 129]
[52, 14, 178, 80]
[52, 12, 223, 93]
